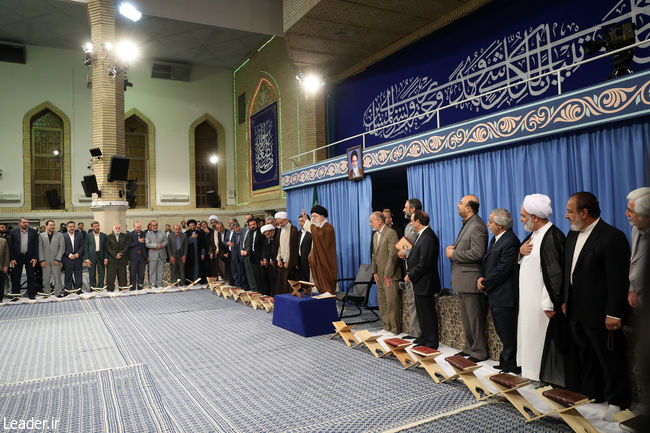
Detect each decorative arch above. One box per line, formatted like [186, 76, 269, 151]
[189, 114, 226, 208]
[124, 108, 155, 209]
[22, 101, 71, 211]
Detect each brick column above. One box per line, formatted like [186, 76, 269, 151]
[87, 0, 128, 231]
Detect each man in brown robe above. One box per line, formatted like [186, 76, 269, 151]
[301, 205, 337, 294]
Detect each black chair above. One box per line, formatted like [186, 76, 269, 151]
[335, 264, 379, 324]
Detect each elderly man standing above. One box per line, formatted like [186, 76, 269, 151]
[564, 192, 631, 419]
[370, 211, 402, 334]
[128, 222, 147, 290]
[167, 224, 187, 285]
[301, 205, 337, 294]
[146, 220, 168, 288]
[626, 187, 650, 308]
[105, 224, 129, 291]
[84, 221, 107, 289]
[517, 194, 566, 385]
[8, 217, 39, 299]
[39, 220, 65, 296]
[477, 209, 520, 373]
[446, 195, 488, 362]
[274, 211, 299, 294]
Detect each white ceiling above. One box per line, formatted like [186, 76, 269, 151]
[0, 0, 280, 69]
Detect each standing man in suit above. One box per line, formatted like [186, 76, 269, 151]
[167, 224, 187, 285]
[128, 222, 147, 290]
[84, 221, 107, 289]
[370, 211, 402, 334]
[185, 219, 206, 284]
[564, 191, 631, 419]
[477, 209, 520, 373]
[242, 218, 263, 291]
[105, 224, 129, 291]
[405, 210, 441, 348]
[217, 221, 232, 283]
[146, 220, 168, 288]
[62, 220, 84, 294]
[0, 229, 11, 300]
[8, 217, 39, 299]
[446, 194, 488, 362]
[626, 187, 649, 308]
[207, 216, 222, 279]
[39, 220, 64, 296]
[398, 198, 423, 340]
[228, 221, 246, 288]
[297, 214, 312, 282]
[274, 211, 299, 294]
[518, 194, 566, 386]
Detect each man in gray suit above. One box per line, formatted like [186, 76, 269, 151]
[39, 220, 65, 296]
[105, 224, 129, 291]
[167, 224, 187, 285]
[446, 194, 488, 362]
[626, 187, 649, 308]
[146, 220, 168, 287]
[84, 221, 107, 289]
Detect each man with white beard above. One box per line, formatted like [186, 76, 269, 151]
[517, 194, 566, 386]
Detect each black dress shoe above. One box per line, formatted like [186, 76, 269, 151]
[501, 366, 521, 375]
[454, 351, 470, 357]
[403, 335, 416, 340]
[412, 339, 424, 346]
[467, 356, 485, 363]
[494, 363, 504, 370]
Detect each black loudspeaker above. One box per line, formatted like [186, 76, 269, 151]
[45, 189, 61, 208]
[107, 156, 130, 182]
[82, 175, 100, 197]
[206, 190, 221, 208]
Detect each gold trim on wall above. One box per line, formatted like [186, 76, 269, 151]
[124, 108, 156, 209]
[189, 113, 226, 209]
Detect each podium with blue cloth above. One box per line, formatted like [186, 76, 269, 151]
[272, 293, 339, 337]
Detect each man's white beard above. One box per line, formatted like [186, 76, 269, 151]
[569, 221, 583, 231]
[524, 219, 535, 232]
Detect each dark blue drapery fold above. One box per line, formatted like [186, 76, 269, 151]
[407, 117, 650, 289]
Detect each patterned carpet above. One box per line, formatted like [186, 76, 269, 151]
[0, 290, 575, 432]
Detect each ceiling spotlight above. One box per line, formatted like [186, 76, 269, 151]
[52, 149, 60, 157]
[119, 2, 142, 22]
[299, 73, 325, 93]
[82, 42, 94, 54]
[209, 154, 219, 164]
[116, 41, 137, 63]
[103, 42, 113, 52]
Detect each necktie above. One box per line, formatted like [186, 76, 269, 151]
[488, 237, 496, 250]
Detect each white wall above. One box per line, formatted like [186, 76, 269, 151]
[0, 44, 234, 208]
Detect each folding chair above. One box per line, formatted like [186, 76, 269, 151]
[335, 264, 378, 324]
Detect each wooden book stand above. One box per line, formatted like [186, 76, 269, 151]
[248, 292, 263, 309]
[351, 329, 386, 357]
[159, 280, 180, 294]
[182, 278, 201, 292]
[260, 296, 274, 312]
[231, 287, 245, 301]
[288, 280, 315, 298]
[442, 355, 487, 400]
[221, 285, 233, 299]
[380, 338, 415, 368]
[206, 277, 217, 293]
[407, 346, 447, 383]
[482, 373, 540, 420]
[91, 286, 107, 292]
[330, 321, 357, 347]
[529, 386, 597, 433]
[37, 291, 53, 298]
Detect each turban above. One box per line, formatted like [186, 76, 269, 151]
[310, 205, 328, 218]
[186, 219, 197, 225]
[261, 224, 274, 233]
[209, 215, 219, 223]
[274, 211, 288, 220]
[523, 194, 553, 219]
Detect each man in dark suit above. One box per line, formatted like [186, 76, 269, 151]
[228, 221, 246, 288]
[167, 225, 187, 285]
[405, 210, 441, 349]
[297, 214, 312, 282]
[62, 220, 84, 293]
[105, 224, 129, 291]
[477, 209, 520, 373]
[563, 191, 631, 419]
[446, 194, 488, 362]
[242, 218, 263, 291]
[84, 221, 107, 289]
[128, 222, 147, 290]
[8, 217, 39, 299]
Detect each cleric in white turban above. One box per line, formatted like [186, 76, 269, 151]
[274, 211, 288, 221]
[273, 210, 300, 295]
[517, 193, 566, 386]
[261, 224, 274, 234]
[522, 194, 553, 219]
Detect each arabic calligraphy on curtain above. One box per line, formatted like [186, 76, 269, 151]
[251, 101, 279, 191]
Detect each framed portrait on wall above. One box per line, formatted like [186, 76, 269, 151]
[347, 146, 364, 180]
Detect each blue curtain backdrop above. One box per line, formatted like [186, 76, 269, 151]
[407, 117, 650, 290]
[286, 177, 373, 284]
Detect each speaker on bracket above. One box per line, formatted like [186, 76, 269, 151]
[82, 174, 100, 197]
[107, 155, 130, 182]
